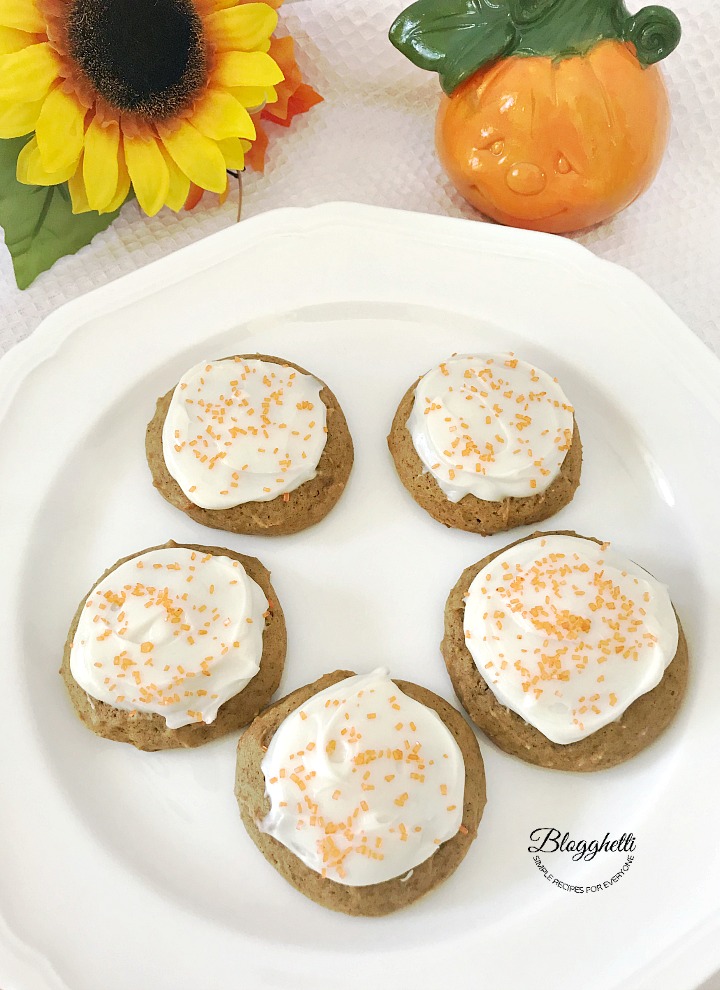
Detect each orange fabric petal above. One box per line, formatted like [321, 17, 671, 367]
[263, 36, 302, 121]
[263, 83, 323, 128]
[182, 180, 231, 211]
[244, 121, 268, 173]
[183, 183, 204, 211]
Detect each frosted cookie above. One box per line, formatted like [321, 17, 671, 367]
[388, 354, 582, 534]
[146, 354, 354, 536]
[61, 542, 286, 751]
[442, 531, 688, 771]
[235, 669, 486, 915]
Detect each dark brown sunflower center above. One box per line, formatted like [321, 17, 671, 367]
[67, 0, 207, 119]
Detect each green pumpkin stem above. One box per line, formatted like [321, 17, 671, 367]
[389, 0, 681, 94]
[622, 5, 682, 66]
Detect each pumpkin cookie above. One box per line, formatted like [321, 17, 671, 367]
[235, 669, 486, 915]
[442, 531, 688, 771]
[61, 541, 286, 751]
[388, 354, 581, 535]
[147, 354, 353, 536]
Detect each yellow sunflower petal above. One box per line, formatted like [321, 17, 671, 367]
[217, 137, 245, 170]
[158, 146, 190, 212]
[16, 135, 76, 185]
[0, 0, 45, 33]
[229, 85, 275, 109]
[100, 146, 130, 214]
[0, 97, 42, 137]
[68, 158, 92, 213]
[213, 51, 283, 89]
[0, 25, 34, 53]
[35, 85, 86, 172]
[124, 134, 170, 217]
[83, 116, 120, 212]
[206, 4, 278, 53]
[192, 89, 255, 141]
[0, 43, 60, 102]
[160, 121, 227, 193]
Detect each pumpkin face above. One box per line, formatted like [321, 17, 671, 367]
[436, 40, 670, 234]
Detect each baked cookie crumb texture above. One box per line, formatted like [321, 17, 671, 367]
[388, 354, 582, 534]
[61, 542, 286, 751]
[236, 669, 486, 915]
[146, 354, 354, 536]
[442, 531, 688, 771]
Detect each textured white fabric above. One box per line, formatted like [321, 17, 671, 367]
[0, 0, 718, 358]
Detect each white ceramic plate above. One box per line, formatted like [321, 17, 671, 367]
[1, 203, 719, 990]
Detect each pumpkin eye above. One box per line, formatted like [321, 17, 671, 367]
[491, 140, 505, 156]
[557, 155, 573, 175]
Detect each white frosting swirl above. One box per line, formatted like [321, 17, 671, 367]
[408, 354, 574, 503]
[162, 358, 328, 509]
[463, 535, 679, 744]
[69, 547, 268, 729]
[260, 670, 465, 886]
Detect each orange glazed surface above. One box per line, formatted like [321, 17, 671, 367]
[436, 40, 670, 234]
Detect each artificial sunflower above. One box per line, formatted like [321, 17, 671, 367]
[0, 0, 286, 216]
[184, 30, 323, 207]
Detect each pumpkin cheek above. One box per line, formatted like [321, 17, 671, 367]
[439, 128, 569, 222]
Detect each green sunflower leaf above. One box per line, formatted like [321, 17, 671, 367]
[389, 0, 517, 94]
[0, 136, 121, 290]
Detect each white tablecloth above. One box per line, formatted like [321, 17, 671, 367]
[1, 2, 719, 986]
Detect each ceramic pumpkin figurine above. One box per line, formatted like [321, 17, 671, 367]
[389, 0, 681, 234]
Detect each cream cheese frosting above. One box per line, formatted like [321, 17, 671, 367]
[162, 357, 328, 509]
[463, 535, 679, 744]
[408, 353, 574, 503]
[69, 547, 268, 729]
[259, 670, 465, 886]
